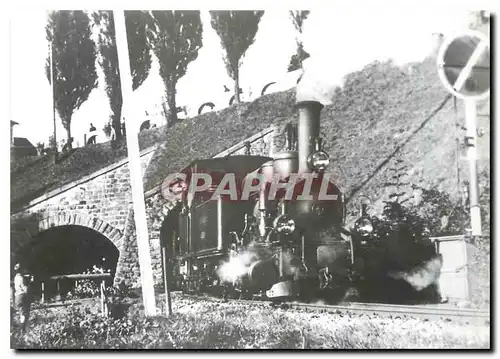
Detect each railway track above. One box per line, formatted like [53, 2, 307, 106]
[179, 293, 490, 325]
[282, 301, 490, 325]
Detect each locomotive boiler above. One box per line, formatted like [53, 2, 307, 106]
[160, 99, 442, 303]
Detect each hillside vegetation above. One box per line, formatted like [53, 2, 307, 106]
[12, 11, 490, 217]
[144, 55, 489, 215]
[12, 52, 490, 225]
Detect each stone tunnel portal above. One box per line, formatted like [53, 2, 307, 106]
[14, 225, 119, 300]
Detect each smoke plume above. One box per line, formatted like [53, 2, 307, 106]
[388, 254, 443, 291]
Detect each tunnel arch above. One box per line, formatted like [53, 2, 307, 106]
[11, 212, 124, 257]
[11, 212, 124, 273]
[36, 212, 124, 249]
[20, 225, 120, 277]
[14, 224, 122, 302]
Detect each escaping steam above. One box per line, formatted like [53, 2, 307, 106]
[217, 251, 259, 285]
[216, 242, 306, 286]
[216, 242, 272, 285]
[388, 255, 443, 291]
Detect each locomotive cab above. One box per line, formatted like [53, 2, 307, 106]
[162, 155, 273, 294]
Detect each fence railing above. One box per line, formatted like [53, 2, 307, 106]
[39, 273, 112, 305]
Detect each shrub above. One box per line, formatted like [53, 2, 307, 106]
[73, 280, 100, 299]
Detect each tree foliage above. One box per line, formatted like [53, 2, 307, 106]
[150, 10, 203, 126]
[125, 11, 155, 91]
[210, 10, 264, 104]
[287, 10, 310, 72]
[92, 11, 123, 142]
[289, 10, 310, 34]
[288, 42, 310, 72]
[45, 11, 98, 148]
[91, 11, 154, 142]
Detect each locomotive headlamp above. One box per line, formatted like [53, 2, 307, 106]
[354, 218, 373, 236]
[307, 150, 330, 172]
[273, 214, 296, 235]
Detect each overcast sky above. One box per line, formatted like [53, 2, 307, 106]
[10, 7, 472, 148]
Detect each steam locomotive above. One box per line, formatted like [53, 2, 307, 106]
[160, 100, 441, 302]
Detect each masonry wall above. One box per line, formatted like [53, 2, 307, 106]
[11, 148, 156, 287]
[10, 128, 289, 289]
[21, 150, 154, 233]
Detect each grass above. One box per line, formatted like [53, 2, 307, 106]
[12, 294, 490, 350]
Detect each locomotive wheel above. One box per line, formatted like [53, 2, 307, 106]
[318, 284, 350, 304]
[342, 286, 361, 302]
[297, 277, 320, 302]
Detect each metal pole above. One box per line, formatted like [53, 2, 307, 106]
[113, 10, 157, 316]
[162, 247, 173, 316]
[56, 280, 60, 301]
[40, 282, 45, 304]
[217, 196, 223, 250]
[279, 247, 284, 277]
[464, 99, 482, 236]
[49, 40, 57, 152]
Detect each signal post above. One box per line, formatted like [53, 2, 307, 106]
[436, 30, 490, 237]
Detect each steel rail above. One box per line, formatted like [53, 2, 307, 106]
[284, 301, 490, 325]
[180, 293, 489, 325]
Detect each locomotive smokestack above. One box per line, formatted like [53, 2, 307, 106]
[296, 100, 324, 175]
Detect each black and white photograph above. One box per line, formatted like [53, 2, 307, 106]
[7, 1, 492, 350]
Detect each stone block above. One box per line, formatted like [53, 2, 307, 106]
[104, 225, 114, 237]
[92, 219, 102, 232]
[97, 220, 107, 233]
[99, 221, 108, 232]
[84, 216, 94, 228]
[114, 238, 124, 250]
[109, 229, 122, 241]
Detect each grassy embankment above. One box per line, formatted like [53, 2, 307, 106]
[12, 294, 489, 349]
